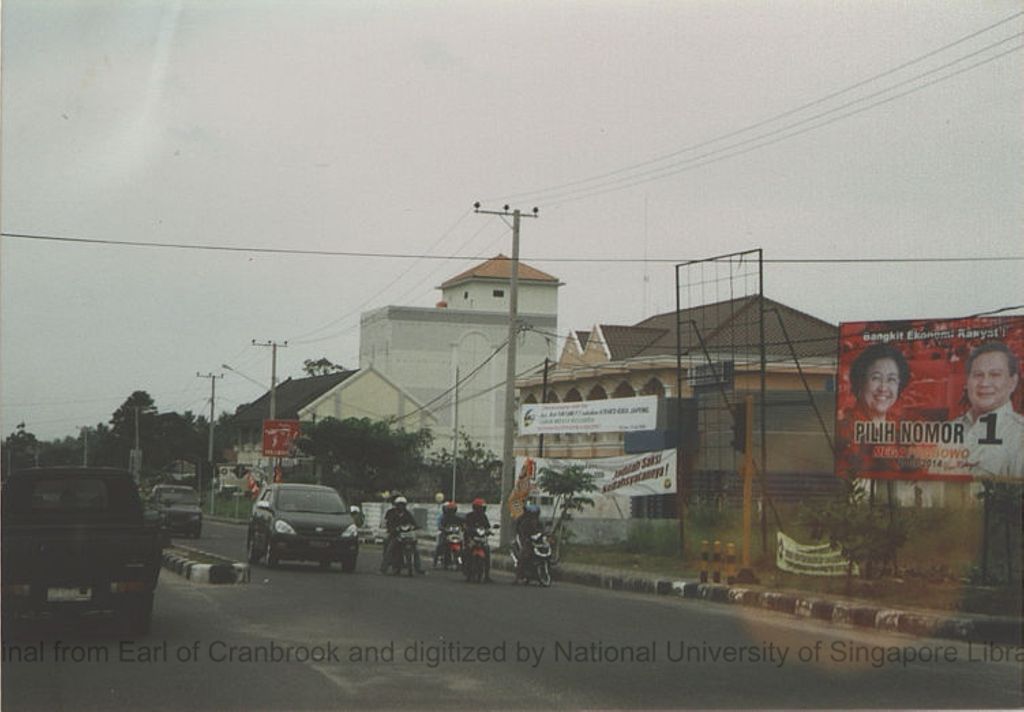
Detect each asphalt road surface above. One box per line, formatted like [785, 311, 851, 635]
[2, 520, 1021, 710]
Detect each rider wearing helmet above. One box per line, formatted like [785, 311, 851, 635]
[380, 495, 425, 575]
[433, 500, 463, 567]
[514, 502, 544, 580]
[462, 498, 493, 582]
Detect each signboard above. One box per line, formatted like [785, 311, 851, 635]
[519, 395, 658, 436]
[507, 457, 537, 519]
[515, 449, 677, 498]
[776, 532, 857, 577]
[836, 316, 1024, 481]
[262, 419, 301, 458]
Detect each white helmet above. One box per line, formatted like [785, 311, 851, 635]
[394, 496, 408, 505]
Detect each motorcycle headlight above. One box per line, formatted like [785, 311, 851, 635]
[341, 524, 359, 538]
[273, 519, 296, 535]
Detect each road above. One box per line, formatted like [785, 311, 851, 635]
[2, 520, 1021, 710]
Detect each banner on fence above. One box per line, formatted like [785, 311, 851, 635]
[515, 449, 676, 498]
[836, 316, 1024, 481]
[776, 531, 858, 577]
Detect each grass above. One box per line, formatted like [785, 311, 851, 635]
[560, 504, 1021, 617]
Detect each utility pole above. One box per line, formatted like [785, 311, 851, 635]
[252, 340, 288, 419]
[198, 371, 224, 513]
[451, 365, 459, 500]
[81, 426, 89, 467]
[474, 202, 538, 547]
[539, 357, 550, 457]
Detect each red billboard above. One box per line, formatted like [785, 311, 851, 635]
[262, 419, 301, 458]
[836, 316, 1024, 481]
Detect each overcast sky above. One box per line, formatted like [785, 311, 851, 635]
[2, 1, 1022, 441]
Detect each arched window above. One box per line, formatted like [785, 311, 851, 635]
[523, 393, 538, 404]
[641, 378, 666, 397]
[613, 381, 636, 398]
[564, 388, 582, 402]
[588, 385, 608, 400]
[544, 390, 559, 404]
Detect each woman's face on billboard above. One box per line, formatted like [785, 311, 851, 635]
[859, 357, 901, 419]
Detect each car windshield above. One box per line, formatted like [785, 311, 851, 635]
[276, 489, 344, 514]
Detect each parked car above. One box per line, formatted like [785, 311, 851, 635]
[1, 467, 164, 634]
[246, 483, 359, 572]
[150, 485, 203, 538]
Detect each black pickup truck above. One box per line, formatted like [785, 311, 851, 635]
[1, 467, 164, 634]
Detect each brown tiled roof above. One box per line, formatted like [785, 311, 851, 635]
[566, 297, 834, 363]
[597, 325, 668, 361]
[632, 296, 836, 360]
[575, 331, 591, 349]
[440, 255, 560, 289]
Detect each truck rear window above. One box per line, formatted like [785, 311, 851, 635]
[3, 476, 142, 524]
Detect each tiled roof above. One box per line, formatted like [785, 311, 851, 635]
[571, 296, 835, 363]
[233, 370, 357, 424]
[575, 331, 591, 349]
[440, 255, 560, 289]
[597, 325, 668, 361]
[634, 296, 836, 360]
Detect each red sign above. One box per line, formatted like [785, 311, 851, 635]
[836, 316, 1024, 481]
[262, 419, 301, 458]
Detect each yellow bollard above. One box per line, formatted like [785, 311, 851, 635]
[712, 540, 722, 583]
[699, 540, 709, 583]
[725, 542, 737, 583]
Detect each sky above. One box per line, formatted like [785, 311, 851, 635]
[2, 1, 1022, 441]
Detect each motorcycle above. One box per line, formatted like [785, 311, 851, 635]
[462, 526, 492, 583]
[390, 523, 418, 577]
[439, 525, 463, 571]
[511, 530, 554, 587]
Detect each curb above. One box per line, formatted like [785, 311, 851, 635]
[513, 559, 1020, 645]
[161, 548, 250, 585]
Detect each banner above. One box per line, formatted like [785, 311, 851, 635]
[515, 449, 677, 498]
[776, 532, 858, 577]
[508, 457, 536, 519]
[519, 395, 658, 435]
[262, 419, 301, 458]
[836, 316, 1024, 481]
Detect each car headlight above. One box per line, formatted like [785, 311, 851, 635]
[273, 519, 296, 535]
[341, 524, 359, 538]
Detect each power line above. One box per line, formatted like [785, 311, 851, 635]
[489, 12, 1024, 204]
[2, 231, 1019, 264]
[526, 37, 1024, 207]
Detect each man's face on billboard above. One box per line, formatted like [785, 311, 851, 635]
[967, 351, 1019, 417]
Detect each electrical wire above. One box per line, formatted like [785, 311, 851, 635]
[489, 12, 1024, 204]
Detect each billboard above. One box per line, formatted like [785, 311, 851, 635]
[519, 395, 658, 435]
[836, 316, 1024, 481]
[262, 419, 301, 458]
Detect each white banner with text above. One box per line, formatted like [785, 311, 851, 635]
[519, 395, 658, 435]
[516, 449, 677, 497]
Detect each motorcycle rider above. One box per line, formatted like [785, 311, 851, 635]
[462, 498, 493, 583]
[433, 500, 463, 568]
[380, 496, 425, 575]
[514, 502, 544, 580]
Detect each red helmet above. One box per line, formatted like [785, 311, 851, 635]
[472, 498, 485, 509]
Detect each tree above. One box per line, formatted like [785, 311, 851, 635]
[420, 433, 502, 502]
[799, 479, 913, 580]
[2, 423, 39, 475]
[537, 464, 598, 552]
[296, 417, 432, 503]
[302, 358, 346, 377]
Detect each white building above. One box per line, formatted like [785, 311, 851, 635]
[359, 255, 562, 455]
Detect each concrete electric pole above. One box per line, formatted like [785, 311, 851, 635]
[252, 340, 288, 419]
[473, 202, 538, 547]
